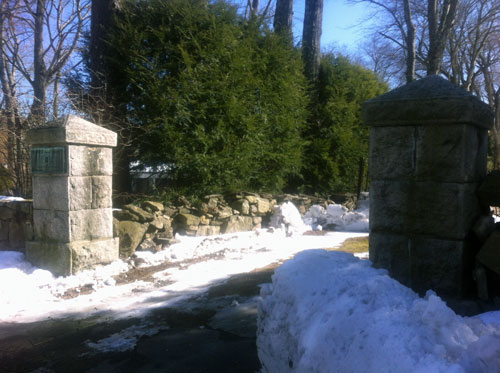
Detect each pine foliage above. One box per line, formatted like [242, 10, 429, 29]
[105, 0, 308, 195]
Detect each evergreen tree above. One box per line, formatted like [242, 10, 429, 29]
[302, 54, 388, 194]
[103, 0, 308, 196]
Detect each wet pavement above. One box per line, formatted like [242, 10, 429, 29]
[0, 266, 276, 373]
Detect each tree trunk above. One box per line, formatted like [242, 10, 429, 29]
[302, 0, 323, 82]
[426, 0, 458, 75]
[31, 0, 47, 124]
[90, 0, 131, 196]
[403, 0, 415, 83]
[274, 0, 293, 38]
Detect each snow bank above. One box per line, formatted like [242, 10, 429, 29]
[257, 250, 500, 372]
[269, 201, 310, 235]
[303, 195, 369, 232]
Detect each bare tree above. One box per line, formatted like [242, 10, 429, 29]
[274, 0, 293, 38]
[0, 0, 89, 194]
[427, 0, 458, 75]
[302, 0, 323, 82]
[403, 0, 415, 82]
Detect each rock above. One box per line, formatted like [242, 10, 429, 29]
[231, 199, 250, 215]
[113, 209, 139, 222]
[245, 195, 257, 204]
[115, 220, 148, 257]
[477, 231, 500, 276]
[142, 201, 164, 213]
[200, 215, 211, 225]
[222, 216, 253, 234]
[256, 198, 271, 215]
[150, 217, 164, 230]
[196, 225, 221, 236]
[217, 206, 233, 219]
[164, 206, 177, 217]
[137, 237, 161, 253]
[175, 213, 201, 227]
[123, 204, 155, 222]
[472, 215, 495, 242]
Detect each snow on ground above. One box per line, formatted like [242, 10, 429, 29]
[257, 250, 500, 373]
[0, 201, 369, 324]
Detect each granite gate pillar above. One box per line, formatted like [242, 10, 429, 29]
[25, 115, 119, 276]
[364, 76, 493, 296]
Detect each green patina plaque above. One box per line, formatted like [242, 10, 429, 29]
[31, 146, 67, 174]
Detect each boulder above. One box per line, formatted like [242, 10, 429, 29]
[123, 204, 155, 222]
[115, 220, 148, 257]
[222, 216, 253, 234]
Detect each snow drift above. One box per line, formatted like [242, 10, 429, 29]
[257, 250, 500, 372]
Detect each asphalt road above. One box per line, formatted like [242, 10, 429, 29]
[0, 266, 276, 373]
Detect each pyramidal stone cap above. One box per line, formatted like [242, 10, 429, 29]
[26, 115, 117, 147]
[363, 75, 493, 129]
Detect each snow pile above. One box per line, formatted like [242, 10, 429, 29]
[303, 194, 369, 232]
[269, 201, 310, 235]
[0, 230, 367, 323]
[257, 250, 500, 372]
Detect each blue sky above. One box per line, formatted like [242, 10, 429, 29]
[291, 0, 370, 52]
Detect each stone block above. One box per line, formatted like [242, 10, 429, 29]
[222, 216, 253, 234]
[196, 225, 221, 236]
[25, 241, 72, 276]
[369, 232, 411, 287]
[8, 221, 25, 249]
[33, 209, 70, 242]
[0, 220, 9, 241]
[91, 176, 112, 209]
[256, 198, 271, 215]
[363, 76, 493, 129]
[369, 180, 409, 234]
[371, 180, 480, 239]
[26, 237, 119, 276]
[68, 146, 113, 176]
[415, 125, 487, 183]
[409, 237, 474, 297]
[369, 126, 415, 180]
[0, 205, 15, 219]
[69, 209, 113, 241]
[409, 182, 480, 239]
[231, 199, 250, 215]
[69, 177, 92, 210]
[70, 238, 119, 273]
[33, 176, 68, 211]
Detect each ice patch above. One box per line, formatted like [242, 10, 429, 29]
[85, 322, 168, 354]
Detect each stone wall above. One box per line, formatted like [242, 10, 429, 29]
[0, 200, 33, 252]
[112, 193, 340, 257]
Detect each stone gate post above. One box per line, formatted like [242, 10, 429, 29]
[363, 76, 493, 296]
[25, 115, 119, 276]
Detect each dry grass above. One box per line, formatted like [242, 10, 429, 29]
[326, 236, 369, 253]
